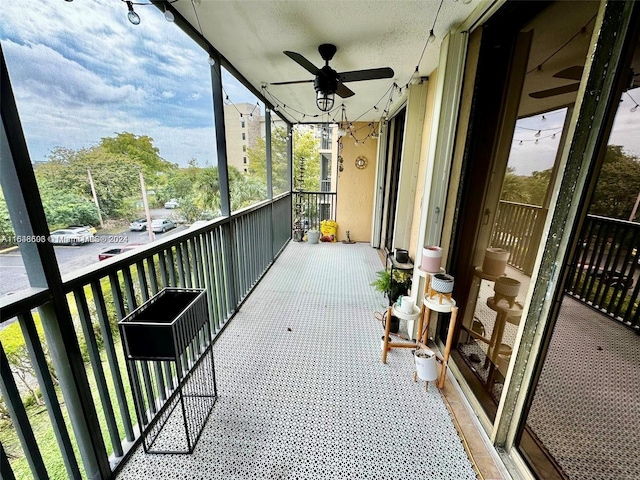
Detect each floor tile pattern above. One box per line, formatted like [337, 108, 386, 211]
[526, 297, 640, 480]
[116, 242, 477, 479]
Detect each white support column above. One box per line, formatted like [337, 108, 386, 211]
[413, 32, 469, 289]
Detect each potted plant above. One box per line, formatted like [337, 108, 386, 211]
[371, 269, 412, 305]
[371, 270, 412, 334]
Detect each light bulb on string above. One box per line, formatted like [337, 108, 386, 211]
[126, 1, 140, 25]
[535, 130, 541, 137]
[519, 140, 523, 146]
[428, 29, 436, 44]
[463, 0, 472, 4]
[163, 5, 175, 22]
[552, 133, 556, 139]
[542, 115, 547, 121]
[631, 104, 639, 112]
[208, 56, 215, 66]
[535, 139, 539, 145]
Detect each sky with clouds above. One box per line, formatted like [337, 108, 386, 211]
[1, 1, 638, 174]
[0, 0, 260, 167]
[507, 89, 640, 176]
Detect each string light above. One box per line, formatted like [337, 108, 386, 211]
[126, 2, 140, 25]
[535, 130, 541, 137]
[120, 1, 179, 25]
[527, 14, 596, 75]
[628, 91, 639, 112]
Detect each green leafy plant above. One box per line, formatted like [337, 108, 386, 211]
[371, 270, 412, 305]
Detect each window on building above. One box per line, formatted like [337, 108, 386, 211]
[242, 132, 246, 140]
[241, 120, 245, 128]
[243, 157, 247, 164]
[242, 145, 246, 152]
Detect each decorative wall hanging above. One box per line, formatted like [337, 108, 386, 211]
[355, 156, 368, 169]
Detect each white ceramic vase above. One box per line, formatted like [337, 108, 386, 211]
[421, 246, 443, 273]
[483, 247, 510, 276]
[415, 349, 438, 381]
[431, 273, 454, 294]
[494, 276, 521, 297]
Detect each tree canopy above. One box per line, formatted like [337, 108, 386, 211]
[589, 145, 640, 220]
[500, 145, 640, 221]
[248, 127, 320, 193]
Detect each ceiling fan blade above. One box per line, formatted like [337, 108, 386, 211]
[553, 66, 584, 81]
[529, 83, 580, 99]
[339, 67, 394, 83]
[270, 79, 314, 86]
[284, 51, 320, 76]
[336, 81, 355, 98]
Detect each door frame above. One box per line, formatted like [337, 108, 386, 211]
[510, 0, 640, 473]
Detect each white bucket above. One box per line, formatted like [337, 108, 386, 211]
[483, 248, 509, 276]
[307, 230, 320, 244]
[415, 349, 438, 381]
[421, 246, 443, 273]
[400, 295, 415, 314]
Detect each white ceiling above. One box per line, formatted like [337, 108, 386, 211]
[172, 0, 479, 124]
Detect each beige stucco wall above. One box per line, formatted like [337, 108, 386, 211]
[336, 126, 378, 242]
[407, 71, 439, 260]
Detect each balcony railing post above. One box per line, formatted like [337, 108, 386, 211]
[210, 52, 231, 217]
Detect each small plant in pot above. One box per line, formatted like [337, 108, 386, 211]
[371, 270, 412, 333]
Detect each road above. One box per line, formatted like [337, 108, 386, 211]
[0, 221, 187, 298]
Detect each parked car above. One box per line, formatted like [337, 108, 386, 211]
[151, 218, 176, 233]
[49, 229, 94, 246]
[129, 218, 148, 231]
[98, 244, 142, 261]
[67, 224, 97, 235]
[164, 199, 179, 209]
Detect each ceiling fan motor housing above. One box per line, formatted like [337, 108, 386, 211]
[314, 66, 338, 94]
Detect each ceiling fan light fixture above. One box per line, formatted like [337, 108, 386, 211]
[316, 90, 334, 112]
[314, 74, 337, 112]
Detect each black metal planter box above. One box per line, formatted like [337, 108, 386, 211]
[119, 288, 217, 454]
[119, 288, 209, 361]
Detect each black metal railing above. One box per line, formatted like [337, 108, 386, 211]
[292, 191, 337, 232]
[0, 193, 291, 479]
[490, 201, 546, 274]
[565, 214, 640, 330]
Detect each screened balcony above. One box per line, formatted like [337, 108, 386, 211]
[0, 197, 507, 479]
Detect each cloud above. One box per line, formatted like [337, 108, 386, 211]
[0, 0, 222, 167]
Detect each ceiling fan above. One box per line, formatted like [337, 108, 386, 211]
[529, 65, 583, 99]
[271, 43, 394, 112]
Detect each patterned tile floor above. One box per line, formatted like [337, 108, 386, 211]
[527, 296, 640, 480]
[116, 242, 478, 480]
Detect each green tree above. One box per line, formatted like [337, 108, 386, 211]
[156, 159, 200, 207]
[500, 167, 552, 206]
[36, 145, 142, 218]
[589, 145, 640, 220]
[248, 127, 320, 192]
[99, 132, 172, 183]
[193, 165, 266, 214]
[500, 167, 531, 203]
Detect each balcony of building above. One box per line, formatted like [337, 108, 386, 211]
[2, 1, 640, 479]
[0, 197, 508, 479]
